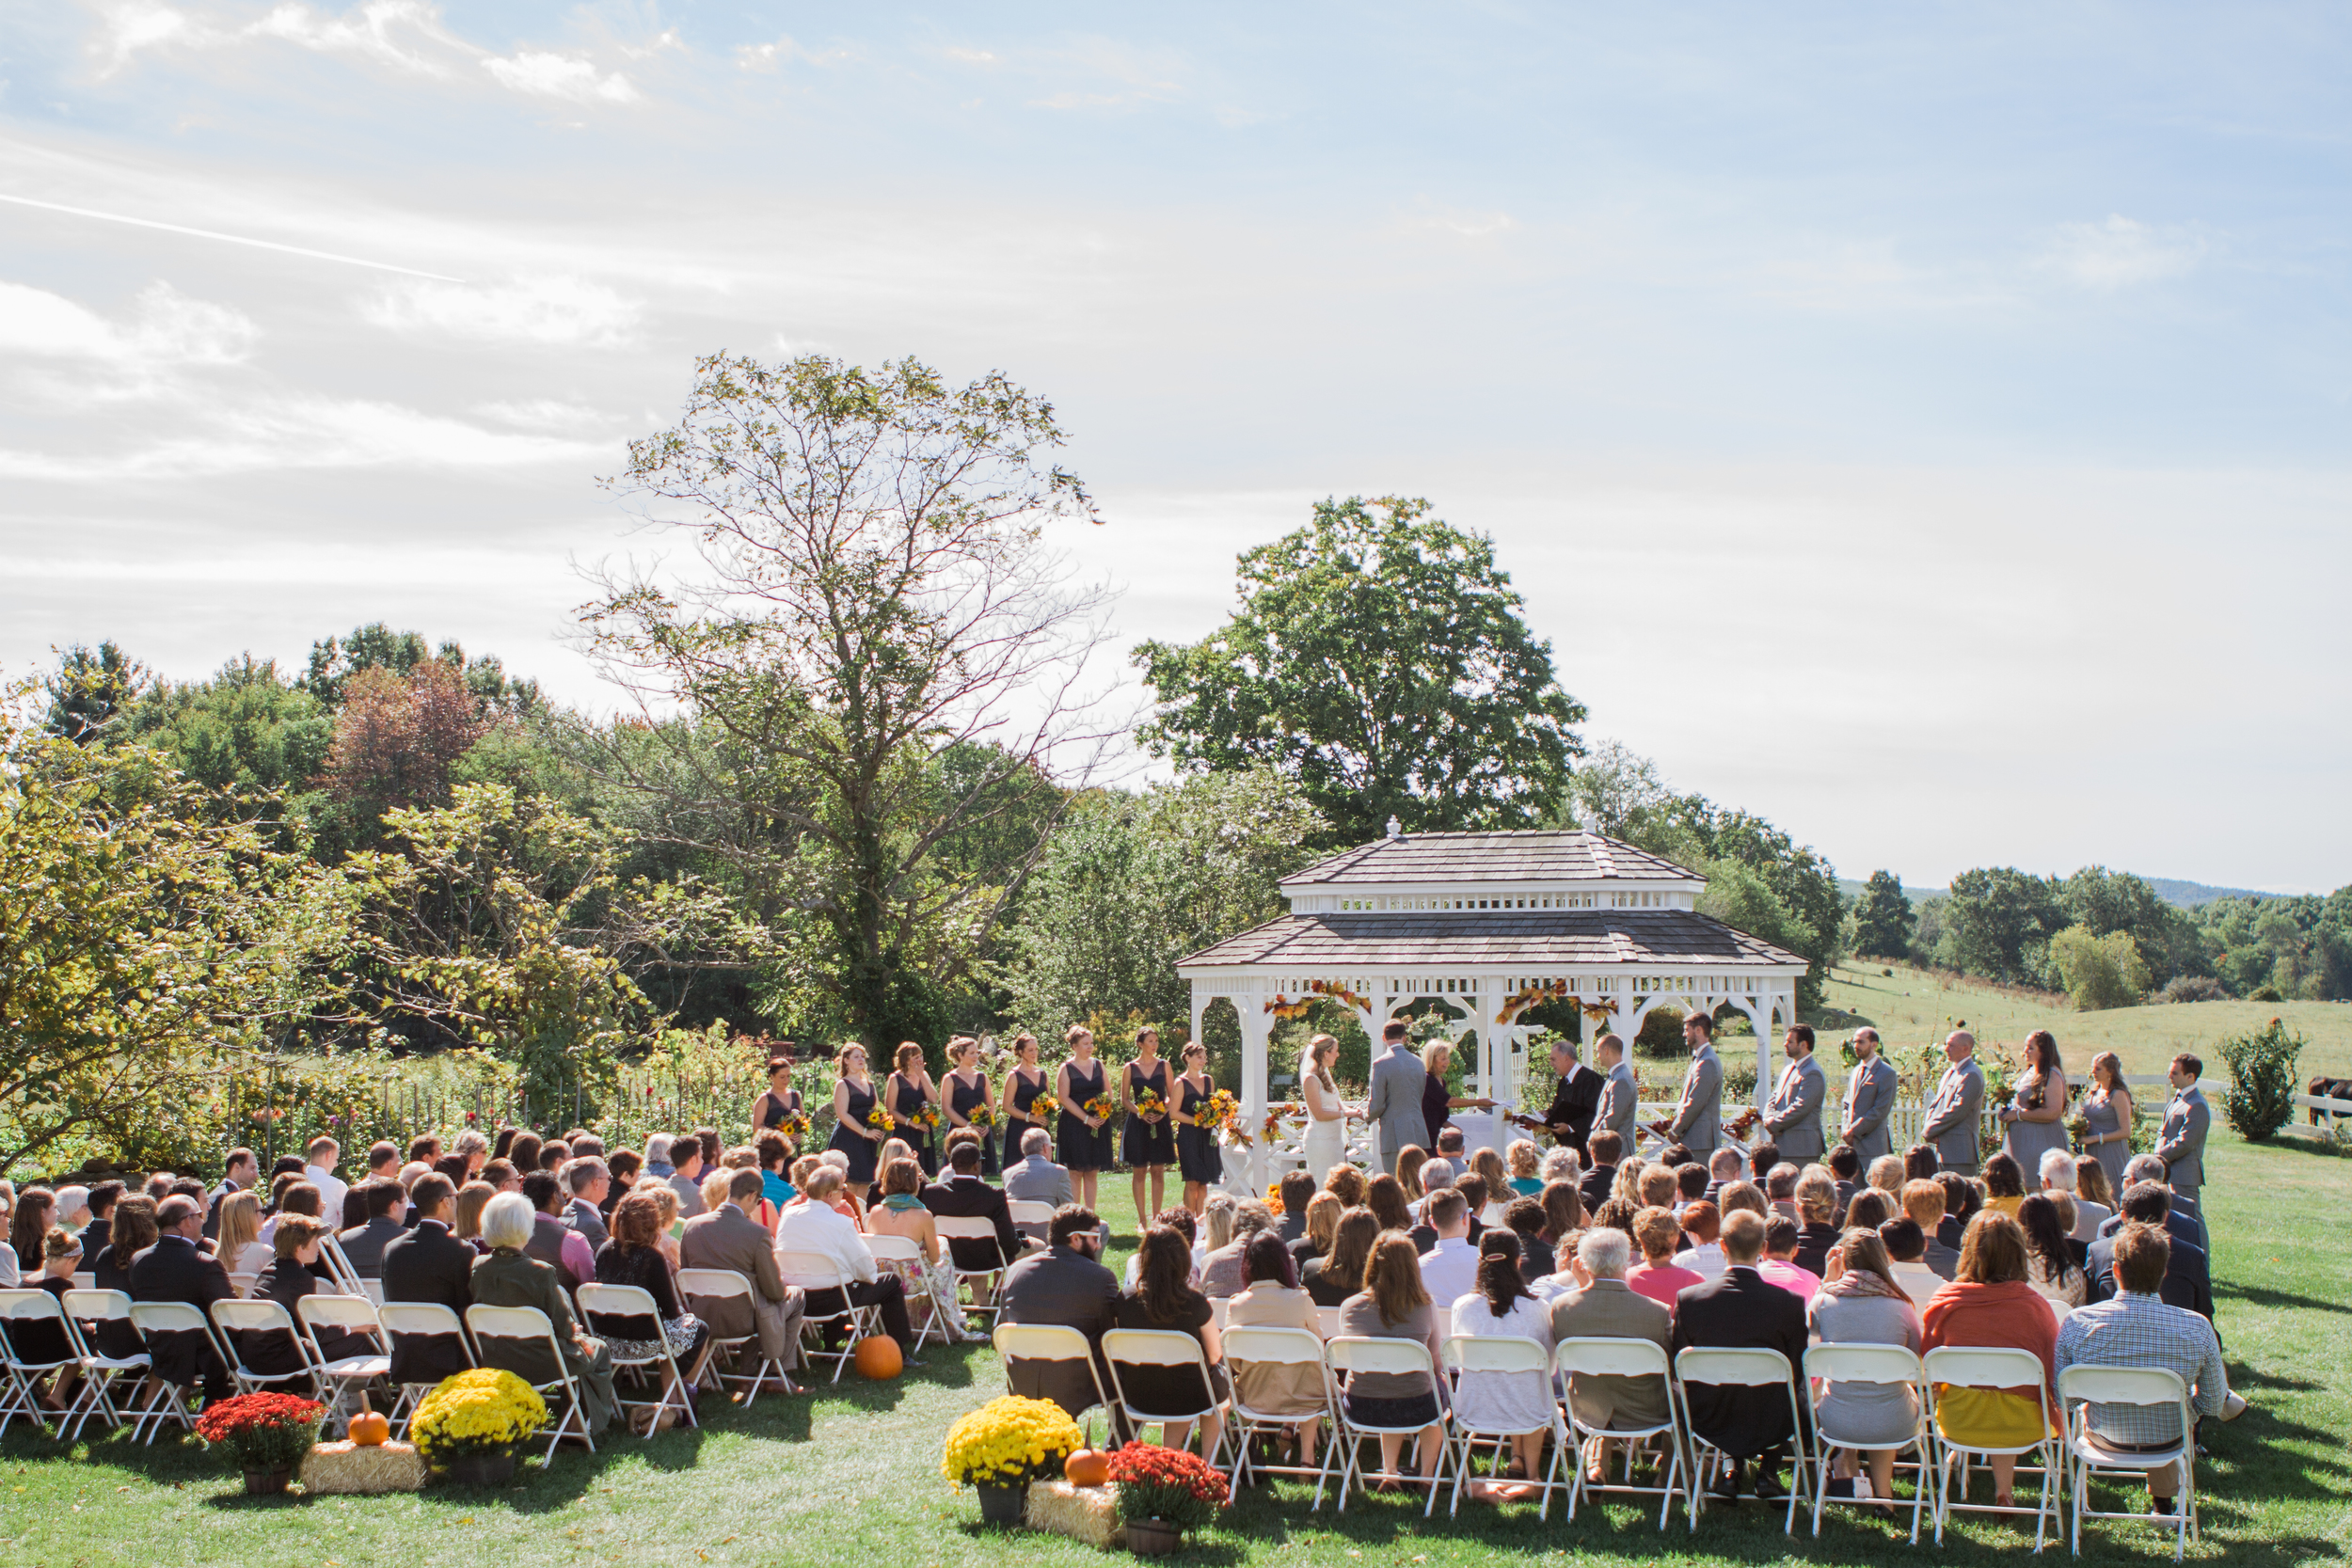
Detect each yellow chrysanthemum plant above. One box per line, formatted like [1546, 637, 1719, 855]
[411, 1369, 550, 1467]
[940, 1395, 1084, 1489]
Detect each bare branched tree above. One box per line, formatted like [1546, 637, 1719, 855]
[580, 354, 1125, 1052]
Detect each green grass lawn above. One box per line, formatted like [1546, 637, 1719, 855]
[7, 1133, 2346, 1567]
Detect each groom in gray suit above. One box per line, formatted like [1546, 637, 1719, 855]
[1759, 1025, 1827, 1163]
[1665, 1011, 1724, 1158]
[2155, 1052, 2211, 1235]
[1839, 1027, 1899, 1164]
[1919, 1030, 1987, 1177]
[1363, 1020, 1428, 1176]
[1594, 1033, 1640, 1147]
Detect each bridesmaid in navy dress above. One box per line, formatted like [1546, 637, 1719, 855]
[1173, 1039, 1222, 1216]
[1056, 1025, 1115, 1212]
[1000, 1033, 1050, 1160]
[886, 1041, 942, 1176]
[1121, 1028, 1176, 1223]
[826, 1044, 885, 1186]
[944, 1036, 998, 1177]
[752, 1052, 803, 1141]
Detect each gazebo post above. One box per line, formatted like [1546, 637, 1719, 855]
[1239, 993, 1273, 1196]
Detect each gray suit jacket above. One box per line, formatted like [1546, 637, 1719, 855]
[1920, 1058, 1985, 1172]
[667, 1170, 708, 1220]
[1549, 1278, 1673, 1429]
[1761, 1053, 1827, 1162]
[1365, 1042, 1430, 1172]
[1842, 1054, 1899, 1162]
[2155, 1086, 2209, 1193]
[677, 1202, 802, 1364]
[1596, 1061, 1639, 1143]
[1003, 1156, 1074, 1212]
[564, 1196, 609, 1250]
[1669, 1044, 1723, 1156]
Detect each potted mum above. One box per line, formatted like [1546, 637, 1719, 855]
[1106, 1444, 1229, 1556]
[195, 1391, 328, 1496]
[941, 1394, 1084, 1525]
[411, 1369, 549, 1486]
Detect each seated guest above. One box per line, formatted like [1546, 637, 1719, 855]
[601, 1149, 641, 1219]
[1935, 1172, 1978, 1249]
[1808, 1228, 1922, 1502]
[873, 1158, 965, 1343]
[1408, 1162, 1454, 1244]
[479, 1159, 522, 1195]
[1672, 1210, 1808, 1502]
[1116, 1226, 1229, 1457]
[1291, 1192, 1343, 1269]
[1715, 1180, 1768, 1223]
[2018, 1194, 2087, 1307]
[382, 1174, 474, 1386]
[1416, 1190, 1479, 1307]
[88, 1197, 156, 1361]
[1609, 1158, 1646, 1210]
[1903, 1144, 1939, 1182]
[1535, 1147, 1580, 1192]
[453, 1180, 496, 1254]
[8, 1186, 56, 1275]
[1981, 1152, 2027, 1218]
[215, 1191, 274, 1277]
[1765, 1163, 1800, 1222]
[244, 1215, 374, 1382]
[1579, 1132, 1624, 1216]
[775, 1166, 914, 1354]
[1826, 1146, 1862, 1224]
[1433, 1125, 1470, 1180]
[589, 1192, 715, 1432]
[1637, 1164, 1678, 1213]
[2057, 1224, 2245, 1515]
[337, 1179, 408, 1278]
[2088, 1183, 2212, 1318]
[1339, 1232, 1448, 1490]
[1702, 1147, 1744, 1206]
[664, 1130, 708, 1221]
[1324, 1164, 1370, 1208]
[999, 1205, 1122, 1433]
[1842, 1190, 1894, 1234]
[1675, 1163, 1709, 1216]
[1395, 1147, 1431, 1211]
[1749, 1142, 1782, 1183]
[80, 1180, 123, 1272]
[2073, 1156, 2117, 1237]
[1302, 1207, 1378, 1307]
[1200, 1201, 1275, 1298]
[1549, 1227, 1672, 1482]
[1903, 1180, 1961, 1280]
[1878, 1216, 1944, 1308]
[1502, 1197, 1553, 1284]
[755, 1132, 795, 1219]
[1921, 1212, 2058, 1511]
[2104, 1158, 2204, 1250]
[1124, 1207, 1198, 1291]
[2038, 1149, 2104, 1239]
[521, 1171, 594, 1289]
[1678, 1201, 1726, 1279]
[1866, 1155, 1905, 1201]
[1625, 1206, 1702, 1313]
[1505, 1139, 1547, 1198]
[471, 1192, 619, 1435]
[1003, 1128, 1076, 1213]
[1757, 1215, 1824, 1300]
[13, 1228, 84, 1412]
[677, 1167, 807, 1389]
[921, 1138, 1022, 1296]
[1227, 1233, 1324, 1465]
[128, 1195, 234, 1405]
[1791, 1170, 1842, 1276]
[1275, 1170, 1316, 1246]
[1364, 1175, 1415, 1237]
[1448, 1233, 1553, 1490]
[564, 1158, 612, 1248]
[1468, 1149, 1511, 1225]
[1538, 1181, 1583, 1254]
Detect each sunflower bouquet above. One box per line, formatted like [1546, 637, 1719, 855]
[1206, 1088, 1248, 1147]
[939, 1395, 1084, 1489]
[775, 1111, 813, 1143]
[1262, 1101, 1304, 1142]
[866, 1104, 894, 1133]
[1083, 1093, 1118, 1124]
[410, 1370, 548, 1468]
[967, 1102, 996, 1128]
[1133, 1087, 1167, 1120]
[911, 1104, 944, 1133]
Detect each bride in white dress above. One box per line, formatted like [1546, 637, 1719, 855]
[1300, 1034, 1357, 1180]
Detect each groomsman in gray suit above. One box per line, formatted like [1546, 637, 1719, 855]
[2155, 1052, 2212, 1236]
[1662, 1011, 1724, 1158]
[1760, 1025, 1827, 1163]
[1919, 1030, 1986, 1177]
[1839, 1027, 1899, 1164]
[1363, 1020, 1429, 1176]
[1594, 1033, 1640, 1148]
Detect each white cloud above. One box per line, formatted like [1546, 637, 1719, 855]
[88, 0, 194, 71]
[944, 46, 997, 65]
[363, 276, 641, 346]
[736, 35, 852, 72]
[2038, 215, 2209, 288]
[0, 278, 256, 367]
[483, 50, 636, 103]
[247, 0, 460, 78]
[471, 397, 609, 432]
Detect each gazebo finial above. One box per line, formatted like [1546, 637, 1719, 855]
[1385, 814, 1402, 839]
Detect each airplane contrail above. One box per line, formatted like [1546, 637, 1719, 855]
[0, 192, 467, 282]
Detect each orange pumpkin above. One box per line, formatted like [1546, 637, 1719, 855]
[852, 1335, 903, 1381]
[347, 1394, 389, 1448]
[1064, 1447, 1110, 1488]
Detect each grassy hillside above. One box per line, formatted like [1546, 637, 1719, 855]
[1815, 959, 2352, 1079]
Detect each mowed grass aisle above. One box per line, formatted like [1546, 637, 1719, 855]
[6, 1133, 2347, 1568]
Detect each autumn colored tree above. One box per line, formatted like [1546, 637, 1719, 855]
[324, 660, 493, 818]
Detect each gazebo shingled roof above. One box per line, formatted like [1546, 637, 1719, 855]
[1279, 828, 1700, 886]
[1183, 908, 1808, 970]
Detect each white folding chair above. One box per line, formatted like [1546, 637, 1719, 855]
[932, 1216, 1010, 1329]
[676, 1268, 792, 1408]
[1924, 1344, 2060, 1550]
[1314, 1306, 1345, 1339]
[295, 1294, 393, 1424]
[1209, 1297, 1232, 1332]
[578, 1283, 699, 1434]
[1804, 1342, 1934, 1543]
[466, 1304, 595, 1461]
[126, 1301, 224, 1442]
[228, 1273, 260, 1300]
[1007, 1199, 1055, 1243]
[209, 1299, 320, 1397]
[71, 1273, 95, 1292]
[775, 1249, 880, 1384]
[1440, 1333, 1570, 1518]
[1103, 1327, 1231, 1467]
[375, 1302, 472, 1434]
[992, 1322, 1111, 1444]
[2058, 1364, 2197, 1560]
[61, 1289, 148, 1440]
[1675, 1345, 1811, 1534]
[862, 1234, 948, 1351]
[1554, 1335, 1688, 1529]
[0, 1291, 78, 1438]
[1324, 1336, 1454, 1515]
[1222, 1324, 1340, 1501]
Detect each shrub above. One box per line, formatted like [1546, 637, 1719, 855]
[2160, 974, 2228, 1005]
[1105, 1442, 1230, 1529]
[2051, 924, 2149, 1011]
[194, 1392, 326, 1473]
[410, 1369, 548, 1467]
[2218, 1017, 2305, 1142]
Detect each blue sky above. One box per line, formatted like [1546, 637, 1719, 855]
[2, 4, 2346, 890]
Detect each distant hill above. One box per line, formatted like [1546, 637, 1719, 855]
[1836, 875, 2280, 911]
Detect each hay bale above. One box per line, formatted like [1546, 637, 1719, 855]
[1025, 1480, 1123, 1548]
[301, 1439, 428, 1495]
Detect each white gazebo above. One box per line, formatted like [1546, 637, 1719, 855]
[1178, 826, 1809, 1194]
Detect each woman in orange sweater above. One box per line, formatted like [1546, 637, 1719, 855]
[1921, 1212, 2059, 1510]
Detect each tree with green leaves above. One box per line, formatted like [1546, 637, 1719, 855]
[1851, 870, 1916, 958]
[43, 641, 150, 743]
[303, 623, 542, 718]
[1134, 496, 1585, 847]
[581, 354, 1115, 1056]
[1937, 866, 2067, 985]
[2050, 923, 2150, 1009]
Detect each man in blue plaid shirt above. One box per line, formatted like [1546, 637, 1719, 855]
[2057, 1224, 2246, 1513]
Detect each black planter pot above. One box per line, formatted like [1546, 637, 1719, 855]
[977, 1482, 1027, 1525]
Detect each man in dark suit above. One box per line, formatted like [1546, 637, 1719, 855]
[381, 1173, 474, 1386]
[1274, 1171, 1315, 1247]
[563, 1157, 611, 1249]
[922, 1138, 1022, 1282]
[1580, 1130, 1624, 1216]
[2089, 1182, 2214, 1321]
[679, 1168, 807, 1386]
[129, 1195, 234, 1403]
[336, 1179, 408, 1278]
[1671, 1209, 1809, 1502]
[996, 1204, 1125, 1439]
[1540, 1038, 1605, 1162]
[81, 1180, 123, 1267]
